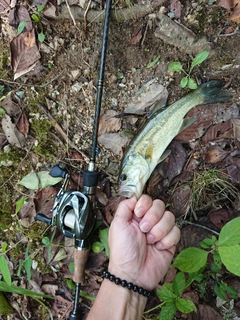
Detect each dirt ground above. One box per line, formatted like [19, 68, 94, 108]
[0, 0, 240, 319]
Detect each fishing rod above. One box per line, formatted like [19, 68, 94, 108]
[35, 0, 112, 318]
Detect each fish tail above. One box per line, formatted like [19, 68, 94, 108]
[198, 80, 232, 104]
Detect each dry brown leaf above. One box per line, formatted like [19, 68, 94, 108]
[203, 145, 229, 164]
[2, 114, 25, 147]
[16, 111, 29, 136]
[176, 103, 239, 143]
[0, 133, 8, 149]
[232, 117, 240, 141]
[130, 25, 143, 45]
[202, 119, 232, 144]
[218, 0, 234, 11]
[8, 6, 32, 30]
[208, 208, 231, 229]
[10, 28, 41, 78]
[0, 0, 10, 14]
[0, 94, 21, 117]
[98, 109, 122, 135]
[170, 184, 191, 218]
[230, 0, 240, 22]
[98, 133, 129, 156]
[34, 187, 58, 215]
[170, 0, 181, 19]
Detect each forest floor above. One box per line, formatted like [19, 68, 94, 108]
[0, 0, 240, 319]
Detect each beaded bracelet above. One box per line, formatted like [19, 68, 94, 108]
[102, 270, 154, 299]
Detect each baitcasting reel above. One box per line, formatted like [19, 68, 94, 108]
[36, 164, 99, 319]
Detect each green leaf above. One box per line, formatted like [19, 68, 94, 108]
[188, 78, 198, 89]
[0, 85, 4, 93]
[218, 244, 240, 276]
[92, 241, 105, 253]
[214, 283, 226, 300]
[168, 61, 183, 72]
[0, 256, 11, 286]
[37, 5, 45, 15]
[190, 51, 209, 69]
[173, 272, 186, 296]
[157, 286, 176, 302]
[66, 279, 75, 290]
[146, 55, 161, 69]
[99, 228, 110, 257]
[31, 13, 40, 22]
[176, 297, 197, 313]
[200, 236, 216, 248]
[24, 257, 32, 282]
[0, 281, 52, 299]
[15, 196, 27, 214]
[18, 21, 26, 34]
[173, 247, 208, 273]
[68, 262, 74, 274]
[0, 291, 13, 315]
[159, 302, 177, 320]
[38, 32, 45, 42]
[180, 77, 188, 88]
[218, 217, 240, 246]
[18, 171, 62, 190]
[0, 108, 5, 115]
[1, 243, 8, 253]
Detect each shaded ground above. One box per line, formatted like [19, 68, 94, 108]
[0, 0, 240, 319]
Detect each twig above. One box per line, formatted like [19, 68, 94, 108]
[65, 0, 76, 25]
[84, 0, 92, 30]
[183, 220, 220, 236]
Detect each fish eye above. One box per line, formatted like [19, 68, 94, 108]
[120, 173, 127, 181]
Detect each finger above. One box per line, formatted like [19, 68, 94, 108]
[134, 194, 153, 218]
[138, 199, 165, 233]
[114, 195, 137, 221]
[154, 225, 181, 250]
[146, 210, 175, 244]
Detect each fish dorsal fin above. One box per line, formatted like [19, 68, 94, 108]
[147, 96, 168, 118]
[179, 116, 198, 133]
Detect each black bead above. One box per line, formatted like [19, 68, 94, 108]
[109, 274, 115, 282]
[133, 285, 138, 292]
[121, 280, 127, 287]
[127, 282, 133, 290]
[105, 271, 110, 279]
[115, 277, 121, 285]
[138, 287, 144, 295]
[143, 290, 148, 297]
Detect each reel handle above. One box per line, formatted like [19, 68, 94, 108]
[35, 213, 52, 225]
[73, 248, 90, 284]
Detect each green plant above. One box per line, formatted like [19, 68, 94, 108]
[18, 5, 45, 42]
[173, 217, 240, 297]
[168, 51, 209, 89]
[92, 227, 110, 257]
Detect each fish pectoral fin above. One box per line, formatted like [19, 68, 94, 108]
[158, 149, 171, 164]
[179, 116, 198, 133]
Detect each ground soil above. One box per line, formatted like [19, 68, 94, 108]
[0, 0, 240, 319]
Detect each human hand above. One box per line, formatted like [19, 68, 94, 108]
[108, 195, 180, 291]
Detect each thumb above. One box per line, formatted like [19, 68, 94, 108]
[114, 195, 137, 221]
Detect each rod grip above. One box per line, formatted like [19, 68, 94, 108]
[73, 248, 90, 284]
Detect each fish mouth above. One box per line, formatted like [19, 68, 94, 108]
[118, 185, 136, 198]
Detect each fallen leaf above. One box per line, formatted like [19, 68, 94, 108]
[170, 0, 181, 19]
[130, 25, 143, 45]
[203, 145, 229, 164]
[202, 119, 232, 144]
[125, 81, 168, 114]
[208, 208, 231, 229]
[18, 171, 62, 190]
[0, 0, 10, 14]
[34, 187, 58, 214]
[98, 133, 129, 156]
[170, 184, 191, 218]
[0, 133, 8, 149]
[218, 0, 234, 11]
[10, 28, 41, 79]
[230, 0, 240, 23]
[98, 109, 122, 135]
[232, 118, 240, 141]
[16, 111, 29, 136]
[68, 148, 84, 163]
[157, 141, 187, 185]
[8, 6, 32, 30]
[1, 114, 25, 147]
[0, 94, 21, 118]
[176, 103, 239, 143]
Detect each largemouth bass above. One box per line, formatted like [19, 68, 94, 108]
[119, 80, 232, 199]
